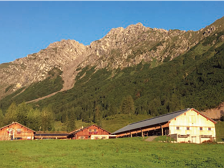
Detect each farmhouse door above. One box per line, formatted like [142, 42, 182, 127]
[191, 136, 196, 143]
[10, 135, 13, 140]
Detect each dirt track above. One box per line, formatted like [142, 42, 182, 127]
[26, 56, 87, 103]
[145, 136, 158, 142]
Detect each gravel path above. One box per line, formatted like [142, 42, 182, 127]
[145, 136, 158, 142]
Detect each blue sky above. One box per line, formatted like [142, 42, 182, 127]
[0, 1, 224, 64]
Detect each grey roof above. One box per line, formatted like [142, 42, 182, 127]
[112, 108, 191, 135]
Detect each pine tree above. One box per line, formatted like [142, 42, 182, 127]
[93, 105, 102, 127]
[74, 106, 83, 120]
[149, 100, 159, 116]
[108, 104, 117, 116]
[66, 109, 76, 132]
[169, 93, 180, 112]
[120, 95, 135, 116]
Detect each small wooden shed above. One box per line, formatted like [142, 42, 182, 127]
[0, 122, 35, 141]
[67, 125, 110, 140]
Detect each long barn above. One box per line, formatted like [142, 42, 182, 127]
[112, 108, 216, 143]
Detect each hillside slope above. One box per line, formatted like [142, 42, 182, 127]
[1, 16, 224, 125]
[1, 28, 222, 124]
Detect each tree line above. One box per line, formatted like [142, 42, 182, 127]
[0, 102, 76, 132]
[0, 94, 136, 131]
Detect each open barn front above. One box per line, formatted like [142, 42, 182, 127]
[116, 122, 170, 138]
[34, 133, 68, 140]
[120, 128, 170, 138]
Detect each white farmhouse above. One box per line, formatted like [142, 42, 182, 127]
[112, 108, 216, 143]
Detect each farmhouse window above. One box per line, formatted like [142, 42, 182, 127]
[200, 127, 203, 131]
[178, 134, 189, 138]
[176, 127, 180, 130]
[94, 129, 97, 132]
[208, 127, 211, 131]
[186, 127, 190, 130]
[17, 129, 21, 134]
[89, 129, 92, 132]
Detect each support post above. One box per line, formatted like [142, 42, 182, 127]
[141, 129, 144, 138]
[161, 125, 163, 136]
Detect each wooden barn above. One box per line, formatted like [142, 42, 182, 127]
[0, 122, 35, 141]
[112, 108, 216, 143]
[67, 125, 111, 140]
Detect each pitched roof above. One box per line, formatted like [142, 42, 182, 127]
[68, 124, 110, 135]
[0, 122, 35, 132]
[112, 108, 190, 135]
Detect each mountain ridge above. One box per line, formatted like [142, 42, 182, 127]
[0, 16, 224, 102]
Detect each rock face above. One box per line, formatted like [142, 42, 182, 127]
[82, 25, 188, 69]
[0, 39, 88, 98]
[0, 16, 224, 100]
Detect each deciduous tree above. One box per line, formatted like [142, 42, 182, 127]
[41, 106, 54, 132]
[4, 102, 17, 125]
[0, 109, 4, 127]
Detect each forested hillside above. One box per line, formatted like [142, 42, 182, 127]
[1, 29, 224, 131]
[38, 30, 224, 122]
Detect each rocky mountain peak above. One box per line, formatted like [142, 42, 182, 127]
[105, 27, 125, 38]
[47, 39, 85, 50]
[126, 22, 146, 31]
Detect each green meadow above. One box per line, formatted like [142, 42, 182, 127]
[0, 138, 224, 168]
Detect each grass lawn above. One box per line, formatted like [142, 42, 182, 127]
[0, 138, 224, 168]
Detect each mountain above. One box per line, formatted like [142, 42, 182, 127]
[0, 16, 224, 130]
[2, 17, 223, 99]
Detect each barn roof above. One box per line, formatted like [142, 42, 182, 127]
[112, 108, 215, 135]
[0, 122, 35, 132]
[68, 124, 110, 135]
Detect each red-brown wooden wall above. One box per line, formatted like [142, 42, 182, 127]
[71, 125, 110, 140]
[0, 122, 35, 141]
